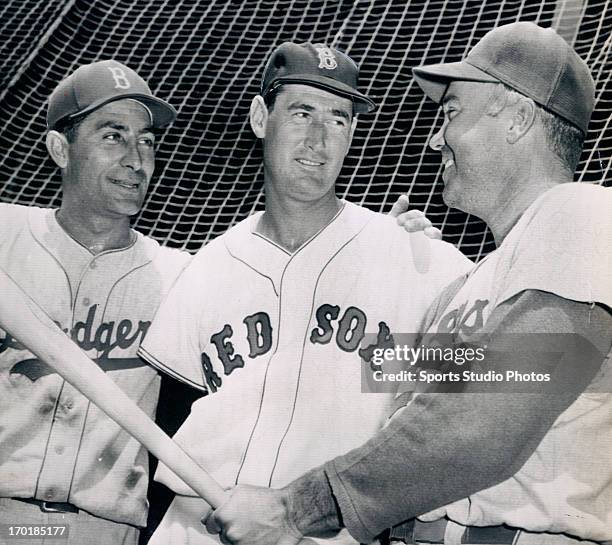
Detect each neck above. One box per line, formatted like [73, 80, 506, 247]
[481, 136, 577, 246]
[257, 190, 342, 253]
[56, 205, 134, 254]
[485, 171, 572, 246]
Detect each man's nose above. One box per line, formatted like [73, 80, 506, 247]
[429, 121, 447, 152]
[121, 140, 143, 171]
[304, 120, 326, 150]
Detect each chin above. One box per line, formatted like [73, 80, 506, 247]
[293, 180, 335, 201]
[443, 192, 482, 218]
[442, 187, 459, 209]
[111, 201, 143, 217]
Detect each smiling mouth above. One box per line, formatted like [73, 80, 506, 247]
[296, 158, 325, 167]
[110, 178, 140, 190]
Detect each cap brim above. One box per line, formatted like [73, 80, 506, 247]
[267, 74, 377, 113]
[412, 61, 500, 103]
[61, 94, 177, 129]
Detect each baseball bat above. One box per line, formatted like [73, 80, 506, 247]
[0, 267, 227, 509]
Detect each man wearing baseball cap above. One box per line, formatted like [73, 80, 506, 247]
[138, 41, 471, 545]
[202, 23, 612, 545]
[0, 60, 192, 544]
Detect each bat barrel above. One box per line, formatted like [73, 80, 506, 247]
[0, 268, 227, 508]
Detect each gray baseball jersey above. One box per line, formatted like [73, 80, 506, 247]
[0, 204, 190, 527]
[140, 201, 472, 545]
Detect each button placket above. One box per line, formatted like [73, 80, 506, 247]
[35, 383, 87, 502]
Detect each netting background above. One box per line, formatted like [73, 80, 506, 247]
[0, 0, 610, 261]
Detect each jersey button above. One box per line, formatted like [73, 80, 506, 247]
[45, 488, 56, 500]
[55, 445, 65, 455]
[82, 297, 91, 306]
[89, 261, 97, 269]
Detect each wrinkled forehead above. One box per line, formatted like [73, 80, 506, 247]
[272, 83, 354, 116]
[442, 80, 499, 104]
[439, 81, 504, 118]
[77, 98, 155, 132]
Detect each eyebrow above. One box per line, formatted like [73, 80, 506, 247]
[442, 93, 458, 106]
[287, 102, 351, 121]
[331, 108, 351, 121]
[94, 120, 154, 133]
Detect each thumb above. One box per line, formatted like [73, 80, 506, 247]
[278, 536, 310, 545]
[388, 194, 410, 218]
[424, 226, 443, 240]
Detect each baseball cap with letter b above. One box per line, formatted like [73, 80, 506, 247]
[47, 60, 177, 130]
[413, 22, 595, 135]
[261, 42, 377, 113]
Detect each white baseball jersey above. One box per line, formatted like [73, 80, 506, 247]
[139, 201, 472, 545]
[417, 183, 612, 543]
[0, 203, 191, 527]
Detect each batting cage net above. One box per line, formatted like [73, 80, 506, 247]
[0, 0, 610, 260]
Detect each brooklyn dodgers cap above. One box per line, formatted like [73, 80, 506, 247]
[261, 42, 377, 113]
[47, 60, 177, 130]
[412, 22, 595, 134]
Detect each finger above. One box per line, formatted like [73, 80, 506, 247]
[200, 505, 213, 525]
[388, 194, 410, 218]
[398, 216, 433, 233]
[204, 512, 222, 535]
[278, 535, 303, 545]
[424, 226, 443, 240]
[396, 209, 426, 224]
[219, 532, 233, 545]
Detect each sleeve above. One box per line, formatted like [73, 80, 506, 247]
[0, 203, 26, 252]
[322, 291, 612, 543]
[139, 252, 210, 392]
[499, 185, 612, 309]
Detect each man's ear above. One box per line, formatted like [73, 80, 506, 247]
[46, 130, 70, 169]
[507, 97, 536, 144]
[344, 116, 358, 156]
[249, 95, 269, 139]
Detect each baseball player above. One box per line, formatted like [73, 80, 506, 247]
[138, 42, 472, 545]
[0, 61, 191, 545]
[0, 56, 445, 545]
[204, 23, 612, 545]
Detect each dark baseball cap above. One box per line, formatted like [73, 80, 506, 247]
[412, 22, 594, 134]
[47, 60, 177, 130]
[261, 42, 377, 114]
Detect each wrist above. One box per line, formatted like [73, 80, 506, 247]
[280, 487, 304, 540]
[283, 467, 342, 538]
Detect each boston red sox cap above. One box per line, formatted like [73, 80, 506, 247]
[412, 22, 595, 135]
[261, 42, 377, 113]
[47, 60, 177, 130]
